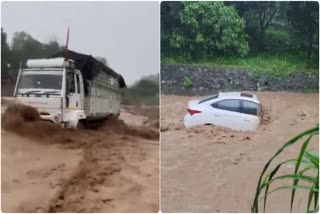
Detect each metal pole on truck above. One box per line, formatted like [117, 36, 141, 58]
[62, 26, 70, 127]
[64, 27, 70, 62]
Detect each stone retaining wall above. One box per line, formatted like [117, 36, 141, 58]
[161, 64, 319, 95]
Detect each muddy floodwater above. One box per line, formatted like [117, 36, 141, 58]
[1, 104, 159, 212]
[161, 92, 319, 213]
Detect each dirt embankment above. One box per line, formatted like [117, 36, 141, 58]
[161, 92, 319, 213]
[1, 104, 159, 212]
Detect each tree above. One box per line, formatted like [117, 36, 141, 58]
[130, 79, 159, 97]
[1, 28, 10, 77]
[8, 31, 63, 75]
[254, 2, 278, 35]
[10, 31, 42, 73]
[44, 41, 62, 56]
[161, 1, 184, 58]
[122, 78, 159, 106]
[226, 2, 281, 52]
[286, 1, 319, 59]
[11, 31, 46, 63]
[162, 2, 249, 60]
[1, 30, 63, 95]
[251, 2, 279, 51]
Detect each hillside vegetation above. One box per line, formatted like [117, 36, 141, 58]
[122, 74, 159, 106]
[161, 2, 319, 77]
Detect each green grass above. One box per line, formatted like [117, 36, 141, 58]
[162, 53, 319, 78]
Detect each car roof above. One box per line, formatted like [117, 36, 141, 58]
[218, 92, 258, 102]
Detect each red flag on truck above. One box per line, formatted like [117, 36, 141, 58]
[64, 27, 70, 61]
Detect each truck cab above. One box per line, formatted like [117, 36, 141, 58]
[13, 53, 125, 128]
[14, 58, 86, 128]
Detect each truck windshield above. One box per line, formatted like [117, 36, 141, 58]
[18, 73, 62, 90]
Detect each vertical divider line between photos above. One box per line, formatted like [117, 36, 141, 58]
[158, 0, 162, 212]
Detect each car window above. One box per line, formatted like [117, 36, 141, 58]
[241, 101, 258, 116]
[199, 95, 218, 104]
[212, 99, 241, 113]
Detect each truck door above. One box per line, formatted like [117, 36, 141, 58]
[66, 71, 80, 109]
[74, 73, 82, 109]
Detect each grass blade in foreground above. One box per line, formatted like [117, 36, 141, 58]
[251, 124, 319, 213]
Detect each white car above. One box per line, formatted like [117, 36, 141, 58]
[184, 92, 262, 131]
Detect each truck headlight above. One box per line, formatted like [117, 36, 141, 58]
[54, 115, 60, 122]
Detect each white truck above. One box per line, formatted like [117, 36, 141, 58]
[13, 50, 126, 128]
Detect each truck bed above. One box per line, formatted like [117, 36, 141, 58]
[84, 72, 121, 119]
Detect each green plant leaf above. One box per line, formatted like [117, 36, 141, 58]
[291, 134, 314, 211]
[314, 180, 319, 211]
[251, 124, 319, 213]
[261, 172, 318, 211]
[262, 174, 318, 189]
[258, 185, 318, 202]
[304, 151, 319, 169]
[307, 183, 315, 212]
[183, 75, 193, 88]
[262, 159, 296, 211]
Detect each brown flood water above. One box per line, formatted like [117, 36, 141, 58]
[1, 104, 159, 212]
[161, 91, 319, 212]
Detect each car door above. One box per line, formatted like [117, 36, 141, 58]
[203, 102, 224, 126]
[194, 95, 220, 125]
[240, 100, 260, 131]
[210, 99, 243, 130]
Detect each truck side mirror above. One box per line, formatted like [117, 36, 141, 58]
[84, 80, 91, 96]
[66, 96, 69, 107]
[66, 79, 69, 93]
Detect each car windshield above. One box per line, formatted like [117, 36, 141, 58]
[18, 72, 62, 91]
[199, 94, 218, 104]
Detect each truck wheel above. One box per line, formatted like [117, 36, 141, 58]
[77, 120, 87, 129]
